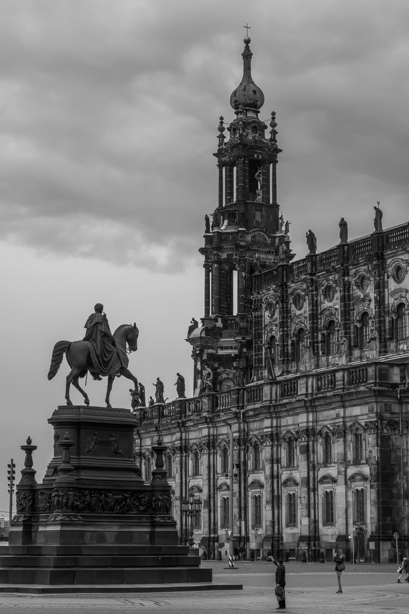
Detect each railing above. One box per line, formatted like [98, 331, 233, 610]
[318, 248, 338, 270]
[386, 223, 409, 245]
[292, 259, 308, 279]
[279, 380, 298, 398]
[246, 385, 263, 404]
[162, 402, 178, 420]
[350, 236, 372, 259]
[316, 372, 336, 392]
[216, 392, 231, 411]
[142, 405, 159, 423]
[186, 398, 203, 416]
[348, 367, 368, 386]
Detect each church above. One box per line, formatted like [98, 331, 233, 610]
[135, 35, 409, 563]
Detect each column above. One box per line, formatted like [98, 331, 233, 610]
[271, 162, 277, 204]
[212, 260, 220, 315]
[204, 264, 211, 317]
[218, 164, 223, 209]
[237, 158, 245, 201]
[262, 164, 270, 203]
[225, 166, 233, 204]
[237, 260, 246, 314]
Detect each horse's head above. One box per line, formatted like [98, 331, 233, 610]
[126, 323, 139, 353]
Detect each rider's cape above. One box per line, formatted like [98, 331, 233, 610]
[83, 313, 127, 377]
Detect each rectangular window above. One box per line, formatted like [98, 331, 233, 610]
[287, 439, 295, 467]
[253, 494, 262, 527]
[221, 496, 229, 529]
[253, 444, 260, 470]
[324, 490, 334, 525]
[354, 489, 365, 523]
[145, 458, 151, 482]
[353, 433, 363, 464]
[287, 492, 297, 526]
[323, 435, 332, 464]
[221, 448, 229, 474]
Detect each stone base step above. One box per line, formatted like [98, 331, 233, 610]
[5, 545, 189, 556]
[0, 566, 212, 585]
[0, 582, 242, 594]
[0, 555, 199, 568]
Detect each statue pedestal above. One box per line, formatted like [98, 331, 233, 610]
[0, 406, 230, 591]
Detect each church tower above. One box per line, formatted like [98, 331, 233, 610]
[187, 35, 291, 393]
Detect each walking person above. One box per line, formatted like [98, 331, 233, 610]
[333, 553, 346, 593]
[397, 557, 409, 583]
[272, 556, 286, 609]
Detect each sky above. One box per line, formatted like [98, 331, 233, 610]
[1, 0, 409, 517]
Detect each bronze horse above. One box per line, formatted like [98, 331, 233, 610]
[48, 324, 139, 408]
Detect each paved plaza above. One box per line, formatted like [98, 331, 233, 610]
[0, 562, 408, 613]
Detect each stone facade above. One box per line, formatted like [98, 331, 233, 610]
[136, 37, 409, 563]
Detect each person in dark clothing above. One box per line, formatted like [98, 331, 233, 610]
[272, 556, 286, 609]
[333, 553, 346, 593]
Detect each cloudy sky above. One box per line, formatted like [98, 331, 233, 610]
[1, 0, 408, 516]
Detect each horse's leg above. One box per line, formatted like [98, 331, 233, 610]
[72, 373, 90, 406]
[118, 367, 139, 391]
[106, 375, 115, 409]
[65, 370, 74, 406]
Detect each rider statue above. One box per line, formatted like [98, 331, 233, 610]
[83, 303, 124, 379]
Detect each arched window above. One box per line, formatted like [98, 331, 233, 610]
[221, 496, 229, 529]
[253, 494, 262, 527]
[323, 490, 334, 525]
[354, 488, 365, 523]
[323, 433, 332, 464]
[287, 492, 297, 526]
[193, 451, 200, 476]
[253, 443, 261, 470]
[326, 320, 337, 355]
[396, 303, 407, 341]
[221, 447, 229, 474]
[295, 329, 305, 364]
[359, 312, 369, 348]
[166, 454, 173, 478]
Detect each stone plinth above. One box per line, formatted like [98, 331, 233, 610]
[0, 406, 218, 590]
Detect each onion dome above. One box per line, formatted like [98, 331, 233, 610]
[230, 37, 265, 111]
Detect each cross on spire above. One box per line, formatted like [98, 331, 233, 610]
[243, 23, 251, 37]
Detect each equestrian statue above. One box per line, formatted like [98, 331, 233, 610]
[47, 303, 139, 408]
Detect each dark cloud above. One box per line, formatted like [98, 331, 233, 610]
[0, 0, 408, 269]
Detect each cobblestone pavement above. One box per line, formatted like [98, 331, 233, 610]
[0, 562, 407, 613]
[0, 583, 408, 614]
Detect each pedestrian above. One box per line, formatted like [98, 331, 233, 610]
[272, 555, 286, 609]
[397, 557, 409, 583]
[333, 553, 346, 593]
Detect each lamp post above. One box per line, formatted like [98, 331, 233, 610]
[181, 494, 202, 546]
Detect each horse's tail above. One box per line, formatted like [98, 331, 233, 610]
[47, 341, 70, 380]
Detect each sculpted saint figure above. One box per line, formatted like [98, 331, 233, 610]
[152, 377, 165, 403]
[306, 230, 317, 254]
[188, 317, 199, 336]
[374, 202, 383, 232]
[175, 373, 186, 398]
[339, 218, 348, 243]
[285, 220, 290, 236]
[148, 396, 155, 407]
[201, 364, 213, 393]
[279, 214, 285, 232]
[204, 214, 210, 234]
[83, 303, 125, 379]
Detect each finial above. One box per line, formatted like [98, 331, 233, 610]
[243, 23, 251, 44]
[217, 116, 225, 147]
[270, 111, 278, 143]
[376, 200, 380, 206]
[26, 436, 32, 445]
